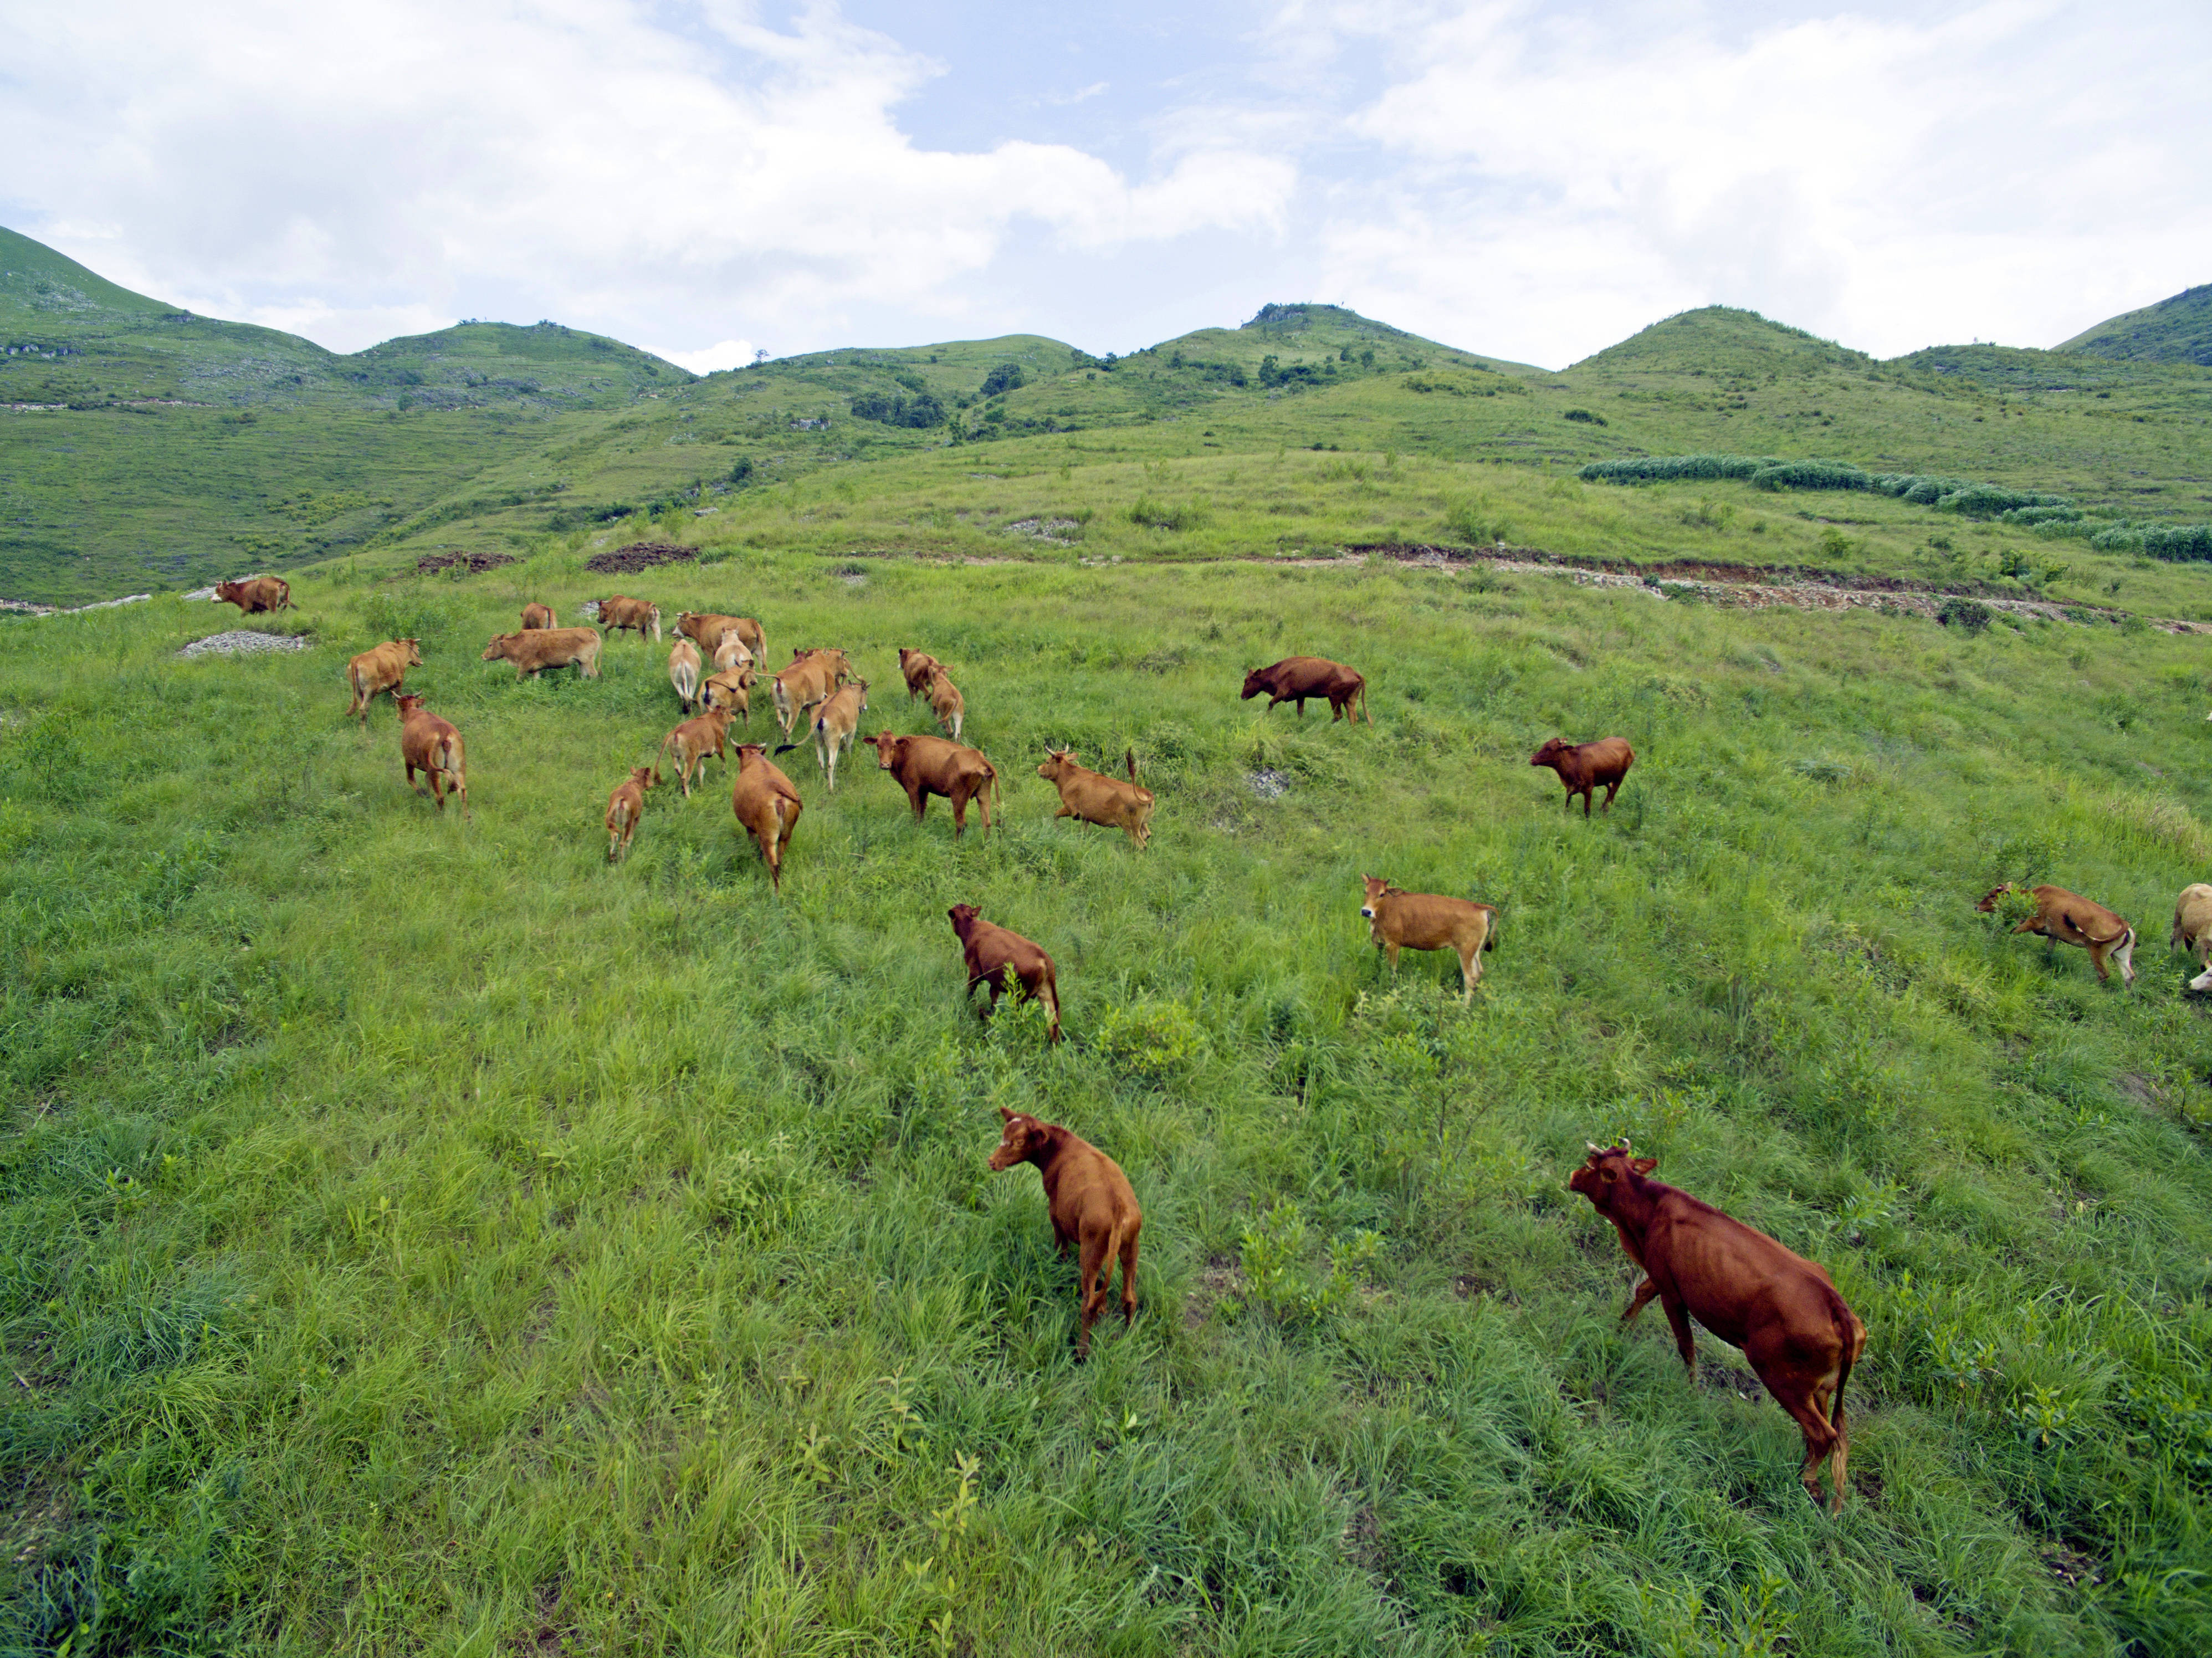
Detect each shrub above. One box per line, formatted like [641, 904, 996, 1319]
[1751, 460, 1871, 492]
[1094, 998, 1202, 1080]
[979, 363, 1025, 397]
[1936, 484, 2071, 518]
[1237, 1199, 1382, 1323]
[1578, 454, 1775, 484]
[849, 390, 945, 428]
[1127, 495, 1209, 533]
[1562, 408, 1607, 426]
[1937, 597, 1993, 633]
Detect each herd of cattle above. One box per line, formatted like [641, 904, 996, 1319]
[208, 569, 2194, 1513]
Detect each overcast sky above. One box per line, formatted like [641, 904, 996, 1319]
[2, 1, 2205, 371]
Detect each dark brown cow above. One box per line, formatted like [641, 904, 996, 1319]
[593, 595, 661, 642]
[520, 602, 556, 630]
[866, 732, 999, 837]
[1530, 736, 1635, 817]
[1978, 883, 2137, 986]
[987, 1106, 1139, 1357]
[1359, 876, 1496, 1002]
[344, 637, 421, 729]
[730, 744, 802, 891]
[1241, 656, 1368, 723]
[948, 904, 1059, 1041]
[214, 576, 291, 615]
[898, 648, 943, 702]
[481, 627, 602, 680]
[606, 765, 656, 861]
[393, 694, 468, 819]
[1569, 1143, 1866, 1512]
[1037, 748, 1154, 849]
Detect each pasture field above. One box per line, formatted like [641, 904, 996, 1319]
[6, 548, 2212, 1656]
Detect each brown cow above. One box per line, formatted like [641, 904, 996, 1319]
[1359, 876, 1496, 1002]
[924, 666, 966, 742]
[795, 679, 868, 791]
[1037, 748, 1154, 849]
[1241, 656, 1368, 723]
[949, 904, 1059, 1041]
[730, 744, 802, 891]
[987, 1106, 1139, 1358]
[2172, 884, 2212, 992]
[1978, 883, 2137, 986]
[521, 602, 556, 630]
[1530, 736, 1635, 817]
[594, 595, 661, 642]
[668, 638, 703, 710]
[393, 694, 468, 819]
[675, 612, 765, 663]
[702, 666, 756, 723]
[605, 765, 656, 862]
[770, 650, 849, 737]
[711, 632, 753, 674]
[1569, 1143, 1866, 1512]
[898, 648, 943, 702]
[344, 638, 421, 729]
[866, 732, 999, 837]
[214, 576, 291, 615]
[656, 706, 736, 798]
[480, 627, 603, 681]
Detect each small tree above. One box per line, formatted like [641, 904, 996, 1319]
[980, 362, 1025, 397]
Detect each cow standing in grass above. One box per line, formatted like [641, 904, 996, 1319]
[867, 732, 999, 837]
[924, 667, 966, 742]
[987, 1107, 1139, 1358]
[345, 638, 421, 730]
[730, 744, 802, 891]
[1978, 882, 2137, 986]
[802, 679, 868, 791]
[1241, 656, 1368, 723]
[1359, 876, 1496, 1002]
[948, 904, 1059, 1041]
[605, 766, 656, 861]
[395, 694, 468, 819]
[1530, 736, 1635, 817]
[2172, 884, 2212, 991]
[520, 603, 556, 630]
[657, 706, 735, 798]
[595, 595, 660, 642]
[899, 648, 943, 703]
[668, 638, 703, 711]
[481, 627, 603, 681]
[1037, 748, 1154, 848]
[216, 576, 291, 615]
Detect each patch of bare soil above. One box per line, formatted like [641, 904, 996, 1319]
[585, 540, 698, 574]
[180, 630, 311, 658]
[417, 550, 519, 575]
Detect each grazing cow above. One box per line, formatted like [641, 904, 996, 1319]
[898, 648, 943, 702]
[1530, 736, 1635, 817]
[866, 732, 999, 838]
[711, 633, 753, 674]
[1569, 1143, 1866, 1513]
[605, 765, 656, 862]
[1241, 656, 1368, 723]
[1037, 748, 1154, 849]
[595, 595, 661, 642]
[1359, 876, 1496, 1002]
[344, 637, 422, 729]
[668, 638, 703, 711]
[1978, 882, 2137, 986]
[770, 650, 849, 738]
[393, 694, 468, 818]
[214, 576, 291, 615]
[676, 612, 765, 663]
[702, 666, 756, 724]
[2172, 884, 2212, 992]
[656, 706, 736, 798]
[521, 602, 556, 630]
[481, 627, 603, 681]
[924, 667, 966, 742]
[986, 1106, 1139, 1358]
[949, 905, 1060, 1040]
[730, 744, 802, 891]
[799, 679, 869, 791]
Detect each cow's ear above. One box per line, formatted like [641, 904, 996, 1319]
[998, 1104, 1015, 1123]
[1630, 1156, 1657, 1176]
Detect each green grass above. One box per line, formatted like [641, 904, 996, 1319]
[7, 550, 2212, 1654]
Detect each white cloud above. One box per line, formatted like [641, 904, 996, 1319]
[654, 337, 761, 374]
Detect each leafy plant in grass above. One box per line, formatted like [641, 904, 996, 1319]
[1938, 595, 1993, 632]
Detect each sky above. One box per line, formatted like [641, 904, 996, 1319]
[1, 1, 2205, 372]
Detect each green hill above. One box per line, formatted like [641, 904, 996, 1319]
[2059, 283, 2212, 367]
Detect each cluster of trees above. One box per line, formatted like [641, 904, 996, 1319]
[849, 388, 946, 428]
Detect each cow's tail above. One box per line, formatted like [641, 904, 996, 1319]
[986, 760, 1002, 831]
[1039, 965, 1062, 1042]
[1483, 904, 1498, 950]
[1125, 746, 1140, 785]
[1356, 676, 1371, 724]
[656, 729, 679, 776]
[1828, 1294, 1861, 1432]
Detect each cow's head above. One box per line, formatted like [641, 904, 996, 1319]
[1974, 883, 2019, 914]
[214, 580, 242, 601]
[1529, 738, 1569, 768]
[631, 765, 659, 791]
[867, 731, 905, 770]
[480, 634, 514, 660]
[1359, 874, 1394, 920]
[733, 743, 768, 769]
[948, 903, 980, 941]
[1037, 749, 1077, 782]
[1240, 668, 1268, 700]
[1567, 1142, 1657, 1210]
[400, 638, 423, 666]
[987, 1105, 1049, 1171]
[393, 693, 426, 717]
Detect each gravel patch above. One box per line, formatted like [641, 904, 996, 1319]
[1248, 769, 1292, 800]
[180, 631, 311, 658]
[1007, 517, 1081, 544]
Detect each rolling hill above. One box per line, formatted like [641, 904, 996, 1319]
[2059, 282, 2212, 367]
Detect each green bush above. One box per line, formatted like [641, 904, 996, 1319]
[979, 362, 1025, 397]
[1578, 454, 1775, 484]
[1093, 997, 1202, 1079]
[1752, 460, 1870, 492]
[1937, 484, 2071, 518]
[1562, 408, 1607, 426]
[1937, 596, 1993, 633]
[1127, 495, 1209, 533]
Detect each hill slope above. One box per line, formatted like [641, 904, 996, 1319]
[2059, 283, 2212, 367]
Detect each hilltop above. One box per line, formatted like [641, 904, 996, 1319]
[2059, 282, 2212, 367]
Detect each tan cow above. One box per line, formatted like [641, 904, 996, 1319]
[605, 765, 656, 861]
[675, 612, 766, 663]
[520, 602, 556, 630]
[949, 905, 1060, 1042]
[770, 649, 850, 737]
[987, 1107, 1139, 1358]
[1359, 876, 1496, 1002]
[344, 638, 422, 729]
[866, 732, 999, 838]
[1037, 748, 1154, 849]
[480, 627, 603, 680]
[668, 638, 703, 710]
[1978, 883, 2137, 986]
[798, 679, 869, 791]
[656, 706, 736, 798]
[214, 576, 291, 614]
[595, 595, 661, 642]
[394, 694, 468, 818]
[924, 666, 965, 742]
[730, 744, 802, 891]
[2172, 883, 2212, 992]
[711, 632, 753, 674]
[702, 666, 756, 724]
[898, 648, 943, 702]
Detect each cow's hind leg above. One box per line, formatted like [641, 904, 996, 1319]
[1456, 941, 1479, 1002]
[1074, 1224, 1112, 1358]
[1660, 1294, 1697, 1372]
[1601, 780, 1622, 813]
[1118, 1223, 1140, 1324]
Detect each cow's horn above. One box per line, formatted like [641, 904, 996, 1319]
[1586, 1141, 1601, 1153]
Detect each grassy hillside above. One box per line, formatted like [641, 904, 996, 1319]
[2059, 284, 2212, 368]
[5, 547, 2212, 1654]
